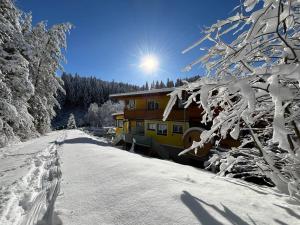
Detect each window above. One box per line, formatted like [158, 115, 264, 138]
[173, 124, 183, 134]
[127, 99, 135, 110]
[147, 100, 159, 111]
[147, 123, 156, 131]
[157, 124, 167, 136]
[117, 120, 123, 128]
[136, 121, 144, 127]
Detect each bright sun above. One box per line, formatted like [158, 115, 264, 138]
[139, 55, 159, 74]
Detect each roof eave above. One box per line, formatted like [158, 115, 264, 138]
[109, 88, 175, 99]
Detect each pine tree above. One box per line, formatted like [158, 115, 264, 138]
[67, 113, 76, 129]
[160, 81, 166, 88]
[169, 80, 174, 87]
[155, 81, 160, 89]
[145, 82, 149, 90]
[175, 79, 183, 87]
[150, 81, 155, 90]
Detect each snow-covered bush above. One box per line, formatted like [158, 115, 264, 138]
[85, 103, 101, 127]
[67, 113, 76, 129]
[85, 101, 124, 127]
[164, 0, 300, 197]
[98, 100, 124, 127]
[204, 149, 270, 184]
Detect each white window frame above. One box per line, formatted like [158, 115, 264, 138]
[173, 124, 183, 134]
[147, 123, 156, 131]
[147, 100, 159, 111]
[157, 123, 167, 136]
[136, 121, 144, 127]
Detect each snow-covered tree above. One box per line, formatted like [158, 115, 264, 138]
[0, 0, 36, 146]
[24, 19, 71, 134]
[0, 0, 71, 147]
[85, 101, 124, 127]
[67, 113, 76, 129]
[164, 0, 300, 197]
[98, 100, 124, 127]
[85, 103, 100, 127]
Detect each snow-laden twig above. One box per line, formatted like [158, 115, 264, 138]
[164, 0, 300, 197]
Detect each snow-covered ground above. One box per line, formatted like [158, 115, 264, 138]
[0, 131, 66, 225]
[1, 129, 300, 225]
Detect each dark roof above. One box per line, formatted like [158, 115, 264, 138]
[109, 87, 175, 98]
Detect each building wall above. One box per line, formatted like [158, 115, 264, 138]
[113, 93, 201, 149]
[129, 95, 170, 110]
[124, 120, 129, 134]
[114, 114, 124, 135]
[144, 120, 189, 148]
[130, 120, 136, 129]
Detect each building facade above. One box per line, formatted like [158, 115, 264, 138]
[110, 88, 218, 159]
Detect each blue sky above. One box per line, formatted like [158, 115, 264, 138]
[17, 0, 238, 85]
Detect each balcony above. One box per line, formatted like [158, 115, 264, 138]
[124, 106, 203, 121]
[124, 109, 165, 120]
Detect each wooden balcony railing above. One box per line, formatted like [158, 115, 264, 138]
[124, 107, 203, 121]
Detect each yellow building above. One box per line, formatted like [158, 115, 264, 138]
[110, 88, 214, 160]
[112, 112, 125, 134]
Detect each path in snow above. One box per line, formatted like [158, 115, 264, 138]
[0, 131, 66, 225]
[56, 130, 300, 225]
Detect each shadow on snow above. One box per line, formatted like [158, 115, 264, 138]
[180, 190, 250, 225]
[274, 204, 300, 220]
[57, 137, 110, 147]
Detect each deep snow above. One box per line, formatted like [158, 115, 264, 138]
[0, 131, 66, 225]
[56, 130, 300, 225]
[1, 129, 300, 225]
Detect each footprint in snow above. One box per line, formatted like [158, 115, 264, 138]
[171, 176, 196, 184]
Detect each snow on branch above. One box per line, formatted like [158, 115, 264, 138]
[165, 0, 300, 198]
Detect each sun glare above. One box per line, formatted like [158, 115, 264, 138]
[139, 54, 159, 74]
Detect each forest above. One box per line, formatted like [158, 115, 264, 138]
[60, 73, 201, 109]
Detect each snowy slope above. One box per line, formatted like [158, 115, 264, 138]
[55, 130, 300, 225]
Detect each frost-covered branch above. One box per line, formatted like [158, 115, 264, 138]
[164, 0, 300, 197]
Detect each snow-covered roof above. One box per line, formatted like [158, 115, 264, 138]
[109, 87, 175, 98]
[112, 112, 124, 116]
